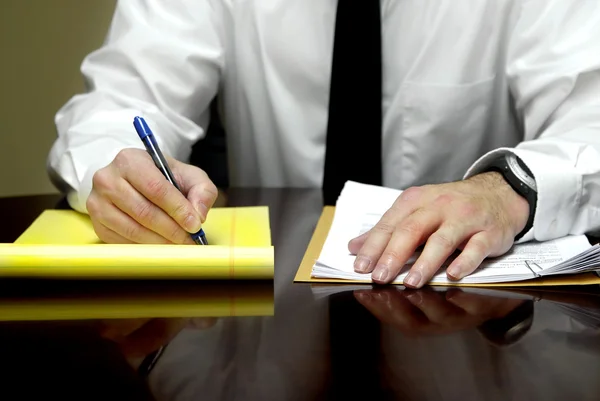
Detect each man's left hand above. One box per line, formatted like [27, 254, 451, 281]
[348, 172, 530, 288]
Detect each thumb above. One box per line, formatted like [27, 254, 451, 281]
[169, 158, 219, 222]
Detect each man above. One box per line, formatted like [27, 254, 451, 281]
[47, 0, 600, 288]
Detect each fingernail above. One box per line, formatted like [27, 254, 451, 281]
[356, 292, 372, 302]
[445, 290, 460, 301]
[184, 214, 201, 232]
[406, 291, 423, 305]
[354, 256, 371, 273]
[404, 271, 422, 288]
[372, 267, 389, 282]
[446, 266, 462, 280]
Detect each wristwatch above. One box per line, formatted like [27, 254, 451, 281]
[483, 153, 537, 241]
[477, 300, 535, 346]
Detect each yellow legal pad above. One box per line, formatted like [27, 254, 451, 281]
[0, 206, 273, 280]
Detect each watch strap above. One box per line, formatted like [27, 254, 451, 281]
[484, 154, 537, 241]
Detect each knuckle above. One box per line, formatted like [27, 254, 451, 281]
[373, 221, 395, 235]
[433, 193, 454, 207]
[204, 182, 219, 199]
[92, 168, 112, 191]
[459, 254, 478, 269]
[430, 232, 455, 249]
[170, 226, 189, 244]
[469, 236, 489, 254]
[90, 220, 107, 240]
[381, 250, 403, 264]
[397, 220, 424, 237]
[86, 195, 99, 216]
[124, 224, 142, 242]
[114, 149, 133, 169]
[145, 178, 169, 202]
[399, 186, 424, 202]
[457, 202, 479, 218]
[132, 201, 155, 224]
[172, 202, 192, 221]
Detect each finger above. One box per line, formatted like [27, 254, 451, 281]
[446, 232, 493, 280]
[107, 177, 195, 244]
[445, 290, 496, 316]
[403, 224, 470, 288]
[349, 187, 423, 254]
[115, 152, 203, 234]
[354, 289, 430, 333]
[171, 160, 219, 222]
[98, 319, 150, 341]
[348, 230, 371, 254]
[446, 290, 525, 319]
[351, 209, 399, 274]
[187, 317, 218, 329]
[369, 209, 441, 284]
[403, 289, 465, 324]
[93, 200, 173, 244]
[90, 218, 135, 244]
[119, 318, 188, 358]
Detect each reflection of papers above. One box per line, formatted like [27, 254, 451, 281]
[311, 181, 599, 284]
[310, 284, 536, 301]
[311, 284, 379, 299]
[547, 302, 600, 329]
[0, 281, 274, 321]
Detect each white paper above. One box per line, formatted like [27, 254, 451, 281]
[312, 181, 596, 284]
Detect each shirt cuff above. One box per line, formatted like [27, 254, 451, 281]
[66, 159, 114, 214]
[464, 147, 581, 243]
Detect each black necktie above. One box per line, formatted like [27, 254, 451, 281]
[328, 291, 384, 399]
[322, 0, 383, 205]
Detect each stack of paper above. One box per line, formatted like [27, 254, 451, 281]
[0, 206, 274, 280]
[311, 181, 600, 285]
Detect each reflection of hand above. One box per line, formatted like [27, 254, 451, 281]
[354, 287, 525, 336]
[97, 317, 217, 369]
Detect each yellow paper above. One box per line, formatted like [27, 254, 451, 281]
[14, 207, 272, 247]
[0, 206, 273, 280]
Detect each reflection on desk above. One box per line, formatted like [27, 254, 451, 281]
[0, 280, 274, 321]
[1, 285, 599, 401]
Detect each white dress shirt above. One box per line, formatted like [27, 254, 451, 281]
[48, 0, 600, 242]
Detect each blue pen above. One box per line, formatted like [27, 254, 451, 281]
[133, 116, 208, 245]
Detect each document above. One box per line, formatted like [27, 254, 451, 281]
[311, 181, 600, 284]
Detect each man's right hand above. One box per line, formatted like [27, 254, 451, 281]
[86, 148, 218, 244]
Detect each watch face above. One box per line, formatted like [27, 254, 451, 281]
[506, 154, 537, 192]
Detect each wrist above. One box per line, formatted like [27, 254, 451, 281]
[494, 172, 531, 237]
[469, 171, 530, 237]
[478, 153, 537, 241]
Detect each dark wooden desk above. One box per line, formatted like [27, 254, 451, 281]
[0, 189, 599, 401]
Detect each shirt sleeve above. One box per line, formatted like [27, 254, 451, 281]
[47, 0, 225, 213]
[464, 0, 600, 242]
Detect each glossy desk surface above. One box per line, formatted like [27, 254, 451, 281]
[0, 189, 599, 401]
